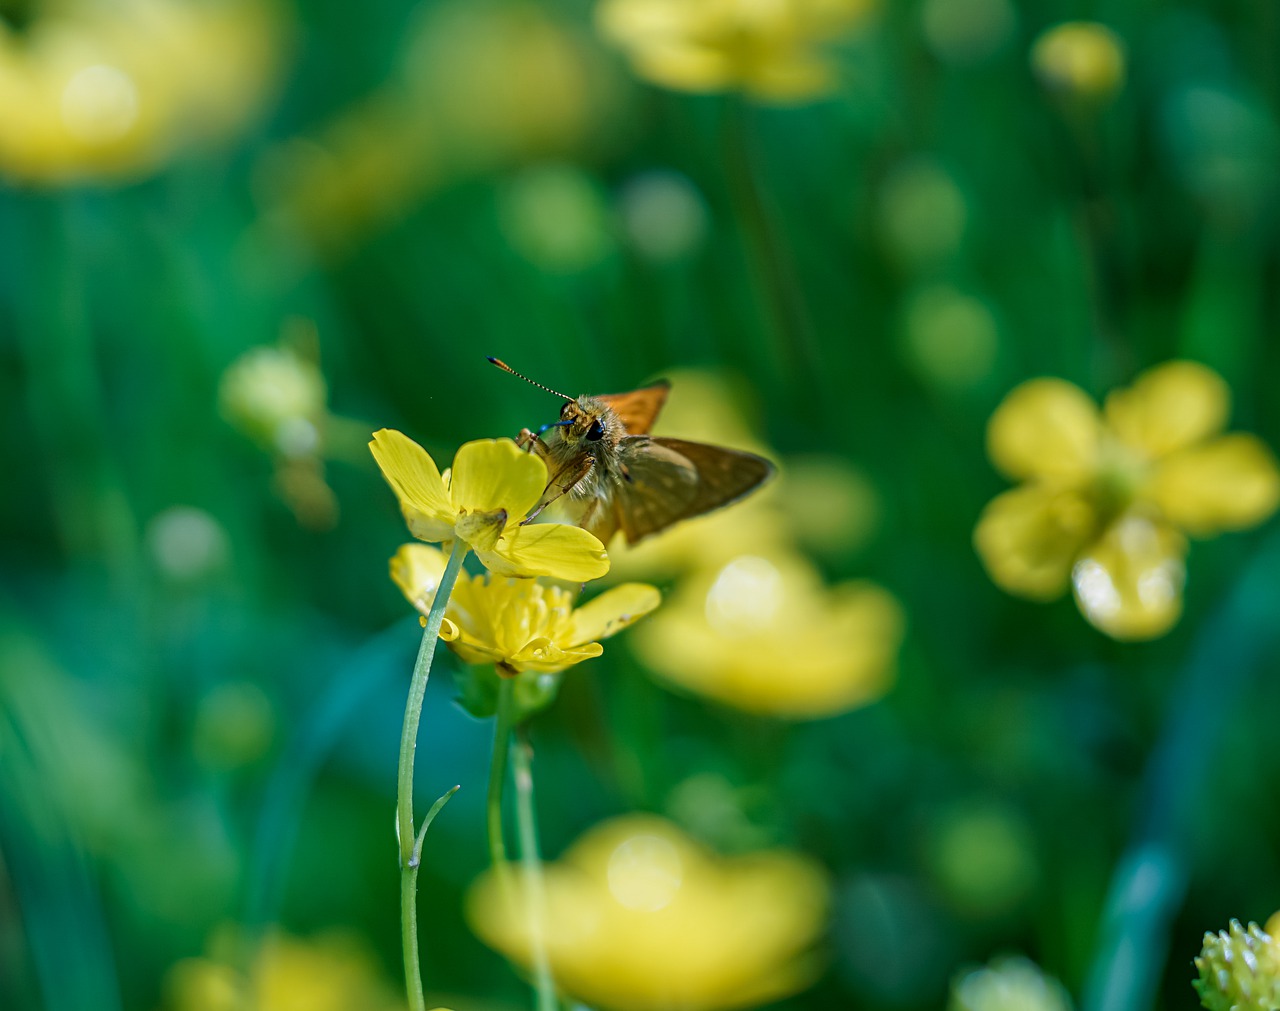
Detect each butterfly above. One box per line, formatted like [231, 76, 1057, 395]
[489, 357, 775, 546]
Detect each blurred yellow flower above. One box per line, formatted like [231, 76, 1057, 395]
[596, 0, 876, 102]
[975, 361, 1280, 640]
[370, 430, 609, 581]
[165, 928, 407, 1011]
[467, 814, 828, 1011]
[1030, 21, 1125, 106]
[0, 0, 281, 184]
[391, 543, 659, 674]
[1194, 918, 1280, 1011]
[254, 1, 620, 259]
[633, 551, 904, 718]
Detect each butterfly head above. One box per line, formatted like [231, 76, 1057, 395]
[556, 396, 624, 449]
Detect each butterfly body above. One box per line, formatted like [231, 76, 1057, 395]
[490, 359, 774, 546]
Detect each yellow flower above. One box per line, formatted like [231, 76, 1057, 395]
[370, 429, 609, 581]
[1030, 21, 1125, 105]
[165, 927, 407, 1011]
[391, 543, 659, 674]
[467, 814, 828, 1011]
[975, 361, 1280, 640]
[633, 550, 904, 719]
[596, 0, 876, 102]
[0, 0, 281, 185]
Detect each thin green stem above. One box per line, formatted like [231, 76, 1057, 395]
[486, 676, 517, 867]
[513, 727, 557, 1011]
[396, 541, 468, 1011]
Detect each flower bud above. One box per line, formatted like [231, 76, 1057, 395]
[1193, 919, 1280, 1011]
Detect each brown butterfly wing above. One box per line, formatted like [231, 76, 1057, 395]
[595, 381, 670, 435]
[605, 436, 775, 545]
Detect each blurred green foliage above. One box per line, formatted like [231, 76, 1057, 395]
[3, 0, 1280, 1010]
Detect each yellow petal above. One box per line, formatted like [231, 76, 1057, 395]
[1104, 360, 1229, 459]
[987, 378, 1101, 484]
[447, 439, 546, 521]
[569, 583, 662, 646]
[478, 523, 610, 582]
[369, 429, 456, 541]
[974, 485, 1097, 599]
[631, 44, 736, 92]
[447, 635, 508, 667]
[1147, 433, 1280, 536]
[390, 544, 460, 639]
[1071, 515, 1186, 640]
[509, 637, 604, 674]
[390, 543, 446, 606]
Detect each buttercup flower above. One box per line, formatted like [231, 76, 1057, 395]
[596, 0, 877, 102]
[633, 550, 904, 718]
[165, 927, 408, 1011]
[0, 0, 281, 185]
[1193, 918, 1280, 1011]
[391, 543, 658, 674]
[467, 814, 828, 1011]
[370, 429, 608, 581]
[975, 361, 1280, 640]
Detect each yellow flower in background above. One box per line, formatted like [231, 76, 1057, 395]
[253, 0, 620, 260]
[596, 0, 877, 102]
[467, 814, 828, 1011]
[975, 361, 1280, 640]
[0, 0, 281, 185]
[370, 430, 609, 581]
[633, 551, 904, 718]
[165, 928, 407, 1011]
[1030, 21, 1125, 106]
[391, 543, 659, 674]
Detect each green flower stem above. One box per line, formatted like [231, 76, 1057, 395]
[487, 677, 517, 868]
[396, 539, 468, 1011]
[513, 726, 558, 1011]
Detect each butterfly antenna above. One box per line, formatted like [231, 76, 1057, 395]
[487, 356, 574, 401]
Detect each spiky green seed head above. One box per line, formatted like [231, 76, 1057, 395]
[1193, 919, 1280, 1011]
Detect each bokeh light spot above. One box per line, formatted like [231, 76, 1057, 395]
[607, 834, 684, 912]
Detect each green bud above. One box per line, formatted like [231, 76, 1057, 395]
[1194, 920, 1280, 1011]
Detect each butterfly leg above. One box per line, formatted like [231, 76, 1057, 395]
[521, 455, 594, 525]
[516, 428, 545, 454]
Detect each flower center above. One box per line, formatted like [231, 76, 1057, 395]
[1092, 435, 1149, 521]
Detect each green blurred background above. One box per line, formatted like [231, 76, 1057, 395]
[2, 0, 1280, 1009]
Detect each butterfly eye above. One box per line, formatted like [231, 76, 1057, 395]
[586, 418, 605, 441]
